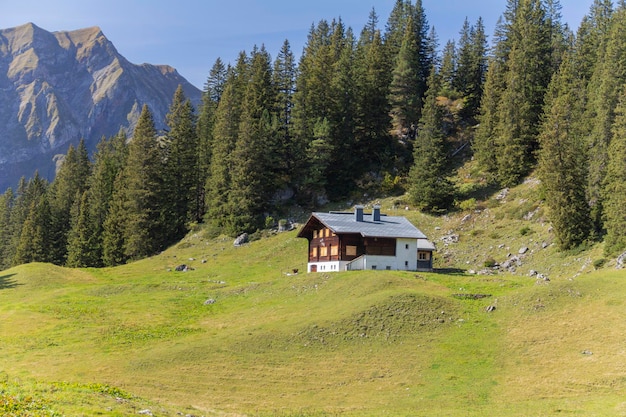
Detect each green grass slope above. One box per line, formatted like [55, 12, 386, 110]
[1, 176, 626, 416]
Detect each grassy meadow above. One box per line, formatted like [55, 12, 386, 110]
[1, 176, 626, 416]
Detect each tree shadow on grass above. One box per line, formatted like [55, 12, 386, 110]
[0, 274, 20, 290]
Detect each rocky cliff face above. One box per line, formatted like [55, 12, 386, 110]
[0, 23, 201, 191]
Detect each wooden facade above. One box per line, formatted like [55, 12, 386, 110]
[307, 224, 398, 263]
[298, 207, 435, 273]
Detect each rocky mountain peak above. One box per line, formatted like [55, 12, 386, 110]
[0, 23, 201, 192]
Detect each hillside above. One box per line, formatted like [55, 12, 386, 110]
[0, 175, 625, 416]
[0, 23, 201, 191]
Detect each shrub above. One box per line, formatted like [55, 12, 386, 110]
[593, 258, 607, 269]
[519, 226, 532, 236]
[459, 198, 477, 211]
[484, 257, 497, 268]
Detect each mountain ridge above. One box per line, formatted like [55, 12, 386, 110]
[0, 22, 201, 191]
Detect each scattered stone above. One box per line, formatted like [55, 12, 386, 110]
[175, 264, 188, 272]
[234, 233, 249, 247]
[498, 244, 505, 249]
[519, 246, 529, 255]
[441, 233, 459, 245]
[138, 410, 153, 416]
[468, 269, 476, 275]
[537, 273, 549, 282]
[616, 252, 626, 269]
[542, 242, 549, 249]
[461, 214, 472, 223]
[495, 188, 509, 200]
[529, 270, 537, 277]
[581, 350, 593, 355]
[188, 257, 195, 261]
[485, 305, 497, 313]
[204, 298, 216, 305]
[201, 259, 207, 263]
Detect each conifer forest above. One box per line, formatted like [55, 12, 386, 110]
[1, 0, 626, 269]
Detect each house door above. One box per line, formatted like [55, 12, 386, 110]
[311, 264, 317, 272]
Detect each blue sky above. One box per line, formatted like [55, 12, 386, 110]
[1, 0, 594, 89]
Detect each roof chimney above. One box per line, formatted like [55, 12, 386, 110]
[373, 205, 381, 222]
[355, 205, 364, 222]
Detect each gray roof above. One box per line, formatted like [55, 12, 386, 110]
[308, 211, 427, 239]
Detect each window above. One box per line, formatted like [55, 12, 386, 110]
[310, 247, 318, 258]
[405, 244, 409, 249]
[419, 251, 430, 260]
[371, 265, 377, 270]
[331, 245, 338, 256]
[320, 246, 328, 257]
[405, 261, 409, 266]
[386, 266, 391, 270]
[346, 245, 357, 256]
[325, 228, 331, 237]
[313, 230, 318, 239]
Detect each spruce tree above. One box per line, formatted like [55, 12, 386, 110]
[602, 89, 626, 255]
[163, 85, 198, 239]
[272, 39, 298, 192]
[408, 69, 455, 212]
[197, 58, 227, 221]
[119, 104, 164, 260]
[102, 173, 128, 266]
[389, 15, 422, 142]
[11, 173, 49, 266]
[226, 46, 277, 234]
[586, 8, 626, 235]
[66, 191, 98, 267]
[14, 194, 53, 265]
[0, 188, 14, 269]
[538, 51, 591, 250]
[87, 131, 128, 266]
[494, 0, 553, 186]
[205, 54, 247, 231]
[353, 26, 393, 180]
[48, 140, 91, 264]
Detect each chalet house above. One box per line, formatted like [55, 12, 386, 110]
[297, 206, 436, 273]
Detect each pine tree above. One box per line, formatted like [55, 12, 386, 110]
[602, 88, 626, 255]
[538, 50, 591, 250]
[408, 69, 455, 212]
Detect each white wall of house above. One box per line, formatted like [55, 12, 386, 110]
[395, 238, 418, 271]
[308, 238, 422, 272]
